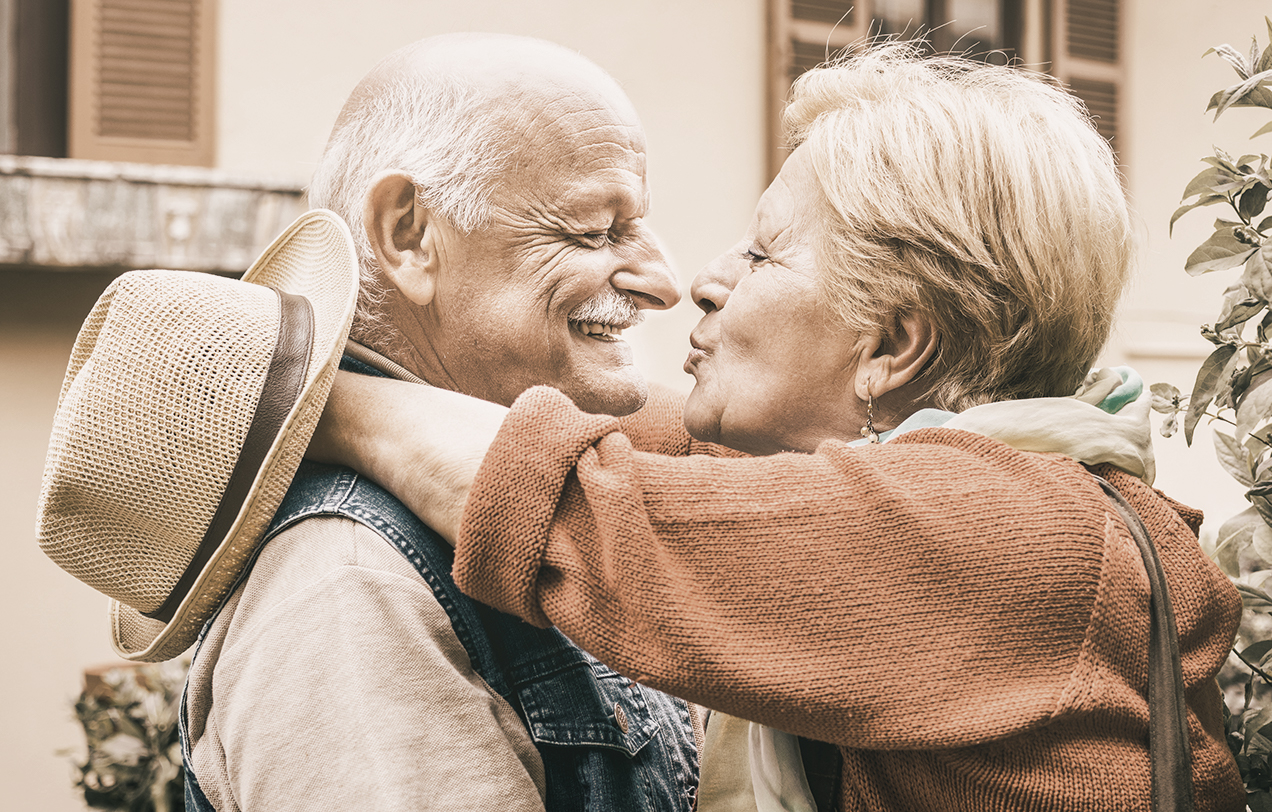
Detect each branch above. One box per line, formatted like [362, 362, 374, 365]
[1234, 645, 1272, 684]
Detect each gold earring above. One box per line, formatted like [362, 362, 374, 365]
[861, 393, 880, 444]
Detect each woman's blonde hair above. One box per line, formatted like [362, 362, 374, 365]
[785, 42, 1133, 410]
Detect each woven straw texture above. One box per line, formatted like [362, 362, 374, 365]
[36, 210, 357, 661]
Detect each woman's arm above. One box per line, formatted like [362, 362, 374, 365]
[307, 370, 507, 543]
[450, 387, 1130, 748]
[308, 372, 739, 542]
[308, 375, 1200, 751]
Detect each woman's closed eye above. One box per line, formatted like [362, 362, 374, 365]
[743, 247, 770, 265]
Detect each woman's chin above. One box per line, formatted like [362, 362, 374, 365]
[681, 390, 720, 445]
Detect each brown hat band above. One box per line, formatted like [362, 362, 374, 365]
[142, 288, 315, 623]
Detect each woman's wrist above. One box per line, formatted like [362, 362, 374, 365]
[310, 370, 507, 543]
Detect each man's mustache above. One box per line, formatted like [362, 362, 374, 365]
[568, 291, 643, 328]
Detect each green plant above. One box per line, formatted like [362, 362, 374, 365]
[70, 659, 188, 812]
[1155, 18, 1272, 811]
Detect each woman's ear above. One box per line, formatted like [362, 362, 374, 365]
[363, 170, 440, 306]
[853, 313, 939, 401]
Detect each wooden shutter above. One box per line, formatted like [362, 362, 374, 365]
[766, 0, 866, 178]
[1050, 0, 1123, 153]
[765, 1, 1048, 180]
[69, 0, 215, 166]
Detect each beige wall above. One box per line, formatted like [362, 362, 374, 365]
[2, 269, 132, 812]
[4, 1, 1270, 809]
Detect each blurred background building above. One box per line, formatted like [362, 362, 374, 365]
[0, 0, 1264, 807]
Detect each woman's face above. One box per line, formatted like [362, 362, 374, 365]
[683, 146, 869, 456]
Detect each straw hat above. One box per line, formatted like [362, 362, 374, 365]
[36, 209, 359, 662]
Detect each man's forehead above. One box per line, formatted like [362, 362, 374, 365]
[494, 105, 649, 215]
[555, 172, 650, 217]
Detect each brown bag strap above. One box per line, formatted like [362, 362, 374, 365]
[798, 735, 842, 812]
[1092, 474, 1195, 812]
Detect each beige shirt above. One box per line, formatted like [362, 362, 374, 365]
[183, 515, 547, 812]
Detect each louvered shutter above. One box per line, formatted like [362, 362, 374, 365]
[766, 0, 865, 178]
[69, 0, 215, 166]
[1051, 0, 1123, 152]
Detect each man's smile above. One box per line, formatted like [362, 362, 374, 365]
[570, 319, 630, 341]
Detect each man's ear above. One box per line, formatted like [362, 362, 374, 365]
[363, 170, 439, 306]
[852, 313, 939, 401]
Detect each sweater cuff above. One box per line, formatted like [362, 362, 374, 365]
[453, 386, 620, 626]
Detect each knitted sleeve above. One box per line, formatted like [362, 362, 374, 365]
[451, 387, 1220, 750]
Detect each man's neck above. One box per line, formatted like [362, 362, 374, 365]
[349, 294, 443, 386]
[343, 340, 429, 385]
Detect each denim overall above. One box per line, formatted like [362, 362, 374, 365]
[182, 365, 699, 812]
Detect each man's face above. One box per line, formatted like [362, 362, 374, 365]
[407, 97, 679, 416]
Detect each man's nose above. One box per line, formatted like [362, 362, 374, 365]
[612, 226, 681, 310]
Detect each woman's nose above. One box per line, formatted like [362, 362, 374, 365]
[690, 250, 740, 314]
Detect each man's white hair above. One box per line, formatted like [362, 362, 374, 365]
[307, 69, 512, 341]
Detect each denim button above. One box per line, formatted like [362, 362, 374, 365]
[615, 703, 630, 734]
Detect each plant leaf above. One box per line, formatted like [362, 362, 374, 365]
[1255, 520, 1272, 564]
[1216, 296, 1264, 331]
[1239, 153, 1266, 172]
[1238, 582, 1272, 611]
[1261, 310, 1272, 343]
[1245, 244, 1272, 300]
[1253, 120, 1272, 140]
[1246, 639, 1272, 662]
[1182, 166, 1233, 200]
[1208, 43, 1253, 79]
[1208, 83, 1272, 116]
[1216, 428, 1256, 486]
[1185, 343, 1239, 444]
[1171, 195, 1228, 234]
[1238, 368, 1272, 435]
[1215, 507, 1259, 576]
[1241, 183, 1272, 221]
[1261, 30, 1272, 74]
[1250, 789, 1272, 812]
[1187, 229, 1259, 275]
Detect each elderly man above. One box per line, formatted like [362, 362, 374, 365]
[179, 34, 700, 812]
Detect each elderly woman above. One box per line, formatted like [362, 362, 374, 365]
[312, 45, 1244, 811]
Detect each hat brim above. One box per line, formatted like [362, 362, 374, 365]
[110, 209, 358, 662]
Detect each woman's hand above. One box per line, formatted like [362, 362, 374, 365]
[308, 370, 508, 544]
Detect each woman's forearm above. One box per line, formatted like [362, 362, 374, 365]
[308, 370, 507, 543]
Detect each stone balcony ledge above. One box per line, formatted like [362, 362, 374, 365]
[0, 156, 308, 274]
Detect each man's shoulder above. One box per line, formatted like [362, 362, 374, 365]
[185, 510, 548, 812]
[259, 511, 422, 585]
[215, 514, 430, 642]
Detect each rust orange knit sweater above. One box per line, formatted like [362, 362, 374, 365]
[453, 386, 1246, 812]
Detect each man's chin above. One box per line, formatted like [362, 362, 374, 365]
[562, 370, 649, 416]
